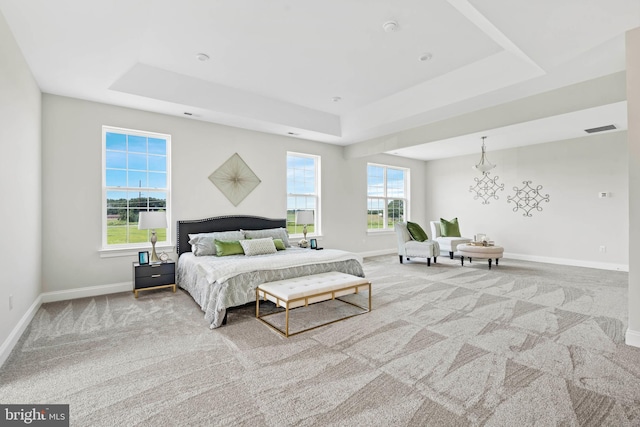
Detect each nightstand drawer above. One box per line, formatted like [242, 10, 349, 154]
[135, 273, 175, 289]
[135, 263, 175, 278]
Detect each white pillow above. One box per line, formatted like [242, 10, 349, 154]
[188, 230, 245, 256]
[243, 228, 291, 247]
[240, 237, 277, 256]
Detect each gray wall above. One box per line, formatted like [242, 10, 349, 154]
[41, 94, 426, 293]
[0, 10, 42, 355]
[627, 27, 640, 346]
[424, 132, 628, 270]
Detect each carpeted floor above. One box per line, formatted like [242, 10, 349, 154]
[1, 255, 639, 426]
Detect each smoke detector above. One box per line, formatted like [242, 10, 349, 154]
[383, 21, 399, 32]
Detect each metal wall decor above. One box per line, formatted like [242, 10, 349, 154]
[507, 180, 550, 217]
[208, 153, 261, 206]
[469, 172, 504, 204]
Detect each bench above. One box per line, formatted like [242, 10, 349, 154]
[256, 271, 371, 337]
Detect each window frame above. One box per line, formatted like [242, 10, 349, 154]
[367, 163, 410, 232]
[101, 125, 172, 252]
[286, 152, 321, 237]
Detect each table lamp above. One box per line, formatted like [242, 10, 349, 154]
[295, 210, 314, 240]
[138, 211, 167, 262]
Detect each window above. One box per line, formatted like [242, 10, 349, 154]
[287, 152, 320, 236]
[102, 126, 171, 249]
[367, 164, 409, 230]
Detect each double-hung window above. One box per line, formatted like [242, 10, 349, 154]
[102, 126, 171, 249]
[367, 163, 409, 230]
[287, 152, 320, 236]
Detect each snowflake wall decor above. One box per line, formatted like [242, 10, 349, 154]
[507, 180, 550, 217]
[469, 172, 504, 205]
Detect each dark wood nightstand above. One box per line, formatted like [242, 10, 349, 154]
[133, 261, 176, 298]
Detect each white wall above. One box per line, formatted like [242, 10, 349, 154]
[627, 26, 640, 346]
[41, 94, 426, 293]
[425, 132, 628, 270]
[0, 10, 42, 359]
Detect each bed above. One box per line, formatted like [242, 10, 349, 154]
[176, 215, 365, 328]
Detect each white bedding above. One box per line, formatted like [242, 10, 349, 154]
[177, 247, 365, 328]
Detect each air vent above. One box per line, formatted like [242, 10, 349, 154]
[584, 124, 616, 133]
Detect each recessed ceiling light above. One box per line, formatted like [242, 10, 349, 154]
[383, 21, 399, 32]
[331, 96, 342, 102]
[196, 53, 210, 62]
[419, 52, 433, 62]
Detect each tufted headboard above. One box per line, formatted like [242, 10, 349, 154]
[176, 215, 287, 256]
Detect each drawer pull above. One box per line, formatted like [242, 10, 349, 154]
[151, 274, 161, 278]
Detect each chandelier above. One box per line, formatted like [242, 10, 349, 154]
[473, 136, 495, 174]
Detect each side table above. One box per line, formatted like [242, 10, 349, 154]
[133, 261, 176, 298]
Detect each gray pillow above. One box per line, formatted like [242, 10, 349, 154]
[188, 230, 245, 256]
[240, 237, 277, 256]
[242, 228, 290, 247]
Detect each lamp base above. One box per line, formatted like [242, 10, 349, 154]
[150, 231, 160, 263]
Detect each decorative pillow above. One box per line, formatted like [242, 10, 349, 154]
[243, 228, 290, 247]
[440, 218, 461, 237]
[240, 237, 277, 256]
[273, 238, 286, 251]
[188, 230, 245, 256]
[406, 221, 428, 242]
[214, 239, 244, 257]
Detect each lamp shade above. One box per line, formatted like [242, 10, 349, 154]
[295, 210, 314, 225]
[138, 211, 167, 230]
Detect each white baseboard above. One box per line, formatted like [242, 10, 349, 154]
[0, 294, 42, 368]
[503, 252, 628, 272]
[41, 281, 133, 303]
[360, 248, 396, 258]
[1, 281, 132, 368]
[626, 329, 640, 348]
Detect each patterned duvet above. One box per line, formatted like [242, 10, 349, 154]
[177, 247, 365, 328]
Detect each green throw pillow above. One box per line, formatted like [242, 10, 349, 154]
[273, 238, 286, 251]
[440, 218, 461, 237]
[406, 221, 428, 242]
[214, 239, 245, 256]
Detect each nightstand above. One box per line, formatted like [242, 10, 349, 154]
[133, 261, 176, 298]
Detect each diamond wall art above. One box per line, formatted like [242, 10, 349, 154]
[507, 180, 550, 217]
[208, 153, 261, 206]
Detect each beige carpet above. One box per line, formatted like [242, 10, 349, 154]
[1, 255, 639, 426]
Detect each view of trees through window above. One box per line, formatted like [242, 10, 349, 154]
[287, 153, 319, 236]
[367, 164, 408, 230]
[103, 127, 170, 246]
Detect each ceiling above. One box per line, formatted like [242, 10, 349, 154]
[1, 0, 638, 160]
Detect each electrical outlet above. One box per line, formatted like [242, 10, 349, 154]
[599, 246, 607, 253]
[9, 294, 13, 310]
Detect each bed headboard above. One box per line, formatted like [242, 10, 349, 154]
[176, 215, 287, 256]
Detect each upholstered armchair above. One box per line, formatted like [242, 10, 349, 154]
[394, 222, 440, 266]
[429, 220, 472, 259]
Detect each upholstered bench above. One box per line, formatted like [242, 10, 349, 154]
[256, 272, 371, 337]
[458, 243, 504, 270]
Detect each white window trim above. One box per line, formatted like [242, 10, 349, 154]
[101, 125, 172, 255]
[287, 151, 321, 238]
[367, 163, 410, 232]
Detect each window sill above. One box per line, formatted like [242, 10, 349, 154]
[99, 244, 175, 258]
[367, 229, 395, 235]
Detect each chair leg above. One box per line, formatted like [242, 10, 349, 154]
[399, 255, 403, 264]
[449, 251, 454, 259]
[496, 258, 499, 265]
[427, 258, 431, 266]
[461, 256, 464, 266]
[488, 259, 492, 270]
[434, 257, 437, 264]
